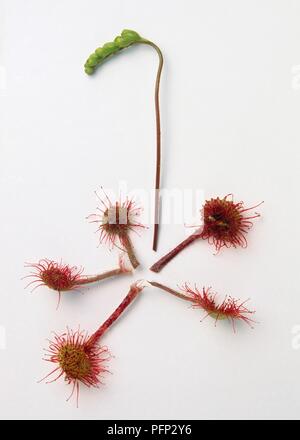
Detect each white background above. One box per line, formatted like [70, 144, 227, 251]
[1, 0, 300, 420]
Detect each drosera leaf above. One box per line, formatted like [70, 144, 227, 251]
[84, 29, 144, 74]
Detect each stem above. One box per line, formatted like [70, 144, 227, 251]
[87, 36, 163, 253]
[149, 281, 191, 301]
[121, 233, 140, 269]
[77, 267, 128, 286]
[150, 232, 201, 273]
[138, 40, 163, 252]
[88, 282, 143, 345]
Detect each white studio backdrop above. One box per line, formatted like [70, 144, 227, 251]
[0, 0, 300, 420]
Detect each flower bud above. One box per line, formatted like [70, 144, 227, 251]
[121, 29, 141, 44]
[113, 35, 123, 48]
[95, 47, 104, 57]
[84, 66, 94, 75]
[101, 42, 118, 57]
[86, 53, 100, 67]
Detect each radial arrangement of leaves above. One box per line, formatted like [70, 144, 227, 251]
[26, 190, 262, 404]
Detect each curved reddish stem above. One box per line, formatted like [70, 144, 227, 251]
[77, 267, 128, 286]
[150, 232, 201, 273]
[149, 281, 191, 301]
[137, 40, 163, 251]
[148, 42, 163, 252]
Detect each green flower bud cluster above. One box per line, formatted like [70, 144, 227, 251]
[84, 29, 145, 75]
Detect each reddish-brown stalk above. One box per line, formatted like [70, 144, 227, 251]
[141, 41, 163, 252]
[24, 256, 131, 308]
[87, 280, 143, 345]
[150, 195, 263, 272]
[40, 281, 144, 405]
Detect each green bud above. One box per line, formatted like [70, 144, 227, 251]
[101, 42, 118, 57]
[85, 66, 94, 75]
[121, 29, 141, 43]
[87, 53, 100, 67]
[95, 47, 104, 57]
[84, 29, 148, 74]
[116, 29, 142, 49]
[114, 36, 123, 48]
[118, 38, 131, 49]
